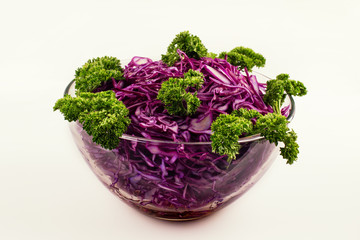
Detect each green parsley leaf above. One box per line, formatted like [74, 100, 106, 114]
[255, 113, 289, 146]
[161, 31, 208, 66]
[74, 56, 124, 93]
[53, 91, 130, 149]
[264, 73, 307, 114]
[211, 109, 302, 165]
[157, 69, 204, 116]
[231, 108, 262, 120]
[280, 130, 299, 164]
[211, 114, 253, 162]
[219, 46, 266, 71]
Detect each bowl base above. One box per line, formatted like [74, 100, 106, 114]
[131, 203, 215, 221]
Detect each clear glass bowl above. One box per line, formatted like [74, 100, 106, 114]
[65, 75, 295, 221]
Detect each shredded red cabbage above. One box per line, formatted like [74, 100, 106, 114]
[73, 122, 277, 214]
[100, 52, 274, 143]
[80, 53, 285, 215]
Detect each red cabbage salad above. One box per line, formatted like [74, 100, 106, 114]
[54, 30, 307, 165]
[111, 52, 272, 144]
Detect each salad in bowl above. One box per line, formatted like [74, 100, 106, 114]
[54, 31, 307, 221]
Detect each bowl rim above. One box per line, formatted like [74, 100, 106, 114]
[64, 73, 295, 145]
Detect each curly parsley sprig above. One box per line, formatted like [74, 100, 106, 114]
[74, 56, 124, 93]
[211, 114, 254, 162]
[264, 73, 307, 114]
[211, 74, 307, 165]
[161, 31, 209, 66]
[219, 46, 266, 71]
[54, 91, 130, 149]
[157, 69, 204, 116]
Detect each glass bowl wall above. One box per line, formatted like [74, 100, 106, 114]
[65, 74, 295, 221]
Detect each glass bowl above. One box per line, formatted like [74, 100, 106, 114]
[65, 74, 295, 221]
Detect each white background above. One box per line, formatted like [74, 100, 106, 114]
[1, 0, 360, 239]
